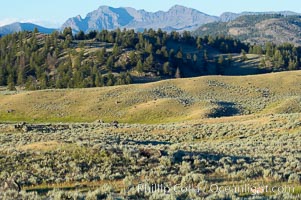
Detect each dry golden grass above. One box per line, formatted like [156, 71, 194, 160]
[18, 141, 62, 151]
[0, 70, 300, 123]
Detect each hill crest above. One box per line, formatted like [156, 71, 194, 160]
[1, 70, 301, 123]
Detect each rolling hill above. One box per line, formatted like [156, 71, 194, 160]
[1, 70, 300, 123]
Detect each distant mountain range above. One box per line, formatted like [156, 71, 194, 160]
[0, 5, 301, 43]
[219, 11, 300, 22]
[61, 5, 219, 32]
[62, 6, 301, 33]
[0, 22, 56, 35]
[194, 14, 301, 46]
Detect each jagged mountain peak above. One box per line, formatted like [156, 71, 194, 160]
[1, 5, 301, 37]
[75, 15, 83, 20]
[169, 4, 190, 10]
[61, 5, 218, 32]
[168, 4, 205, 14]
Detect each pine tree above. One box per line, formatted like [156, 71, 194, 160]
[156, 37, 161, 46]
[169, 49, 175, 59]
[95, 73, 101, 87]
[62, 27, 73, 39]
[155, 49, 162, 56]
[33, 27, 39, 34]
[17, 68, 25, 86]
[176, 50, 183, 60]
[196, 36, 203, 50]
[129, 51, 136, 66]
[161, 46, 169, 59]
[288, 59, 297, 70]
[97, 48, 106, 64]
[259, 58, 266, 68]
[112, 44, 120, 57]
[273, 50, 284, 69]
[0, 67, 5, 86]
[106, 75, 114, 86]
[106, 56, 114, 71]
[193, 54, 198, 64]
[39, 73, 48, 89]
[217, 55, 225, 75]
[265, 42, 274, 58]
[74, 71, 83, 88]
[241, 50, 248, 61]
[55, 76, 63, 88]
[145, 43, 153, 54]
[7, 74, 16, 91]
[136, 60, 143, 73]
[125, 73, 132, 84]
[144, 54, 154, 70]
[25, 76, 36, 90]
[218, 55, 224, 66]
[163, 62, 171, 75]
[75, 30, 85, 40]
[175, 67, 181, 78]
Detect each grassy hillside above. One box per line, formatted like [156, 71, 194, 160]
[0, 101, 300, 199]
[0, 70, 301, 199]
[1, 70, 301, 123]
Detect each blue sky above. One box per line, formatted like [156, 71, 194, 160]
[1, 0, 301, 27]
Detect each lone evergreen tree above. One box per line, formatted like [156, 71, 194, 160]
[175, 67, 181, 78]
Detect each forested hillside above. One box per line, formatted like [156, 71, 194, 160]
[0, 27, 300, 91]
[194, 14, 301, 46]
